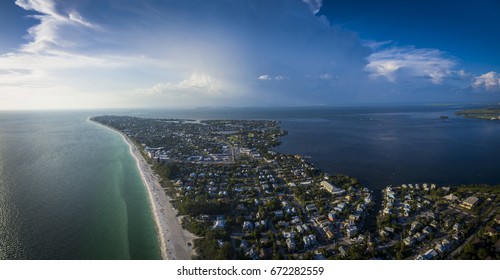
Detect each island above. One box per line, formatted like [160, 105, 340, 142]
[456, 106, 500, 120]
[90, 115, 500, 260]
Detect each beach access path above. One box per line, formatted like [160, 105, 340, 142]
[91, 119, 196, 260]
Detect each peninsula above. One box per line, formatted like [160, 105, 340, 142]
[456, 106, 500, 120]
[91, 115, 500, 260]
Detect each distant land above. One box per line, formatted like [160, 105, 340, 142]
[91, 115, 500, 260]
[456, 106, 500, 120]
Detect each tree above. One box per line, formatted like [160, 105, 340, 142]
[216, 242, 233, 260]
[396, 251, 404, 260]
[478, 248, 489, 260]
[236, 216, 244, 225]
[464, 243, 475, 255]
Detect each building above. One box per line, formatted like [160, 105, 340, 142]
[320, 181, 346, 196]
[443, 193, 459, 203]
[305, 204, 318, 212]
[460, 196, 479, 210]
[346, 225, 358, 238]
[422, 249, 439, 260]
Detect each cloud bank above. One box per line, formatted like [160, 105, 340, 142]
[366, 46, 457, 84]
[473, 71, 500, 91]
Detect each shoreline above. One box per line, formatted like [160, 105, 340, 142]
[90, 118, 196, 260]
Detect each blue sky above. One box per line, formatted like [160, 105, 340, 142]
[0, 0, 499, 109]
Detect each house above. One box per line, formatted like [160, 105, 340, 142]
[277, 221, 289, 228]
[443, 193, 459, 203]
[386, 191, 396, 200]
[296, 225, 304, 234]
[422, 226, 433, 235]
[325, 230, 334, 240]
[415, 232, 427, 242]
[283, 231, 296, 239]
[460, 196, 479, 210]
[286, 238, 296, 250]
[410, 221, 423, 232]
[338, 246, 348, 257]
[303, 234, 317, 248]
[274, 210, 284, 218]
[451, 233, 461, 241]
[260, 236, 270, 245]
[484, 227, 498, 237]
[404, 237, 415, 246]
[435, 243, 446, 253]
[314, 215, 327, 225]
[436, 239, 451, 253]
[242, 221, 254, 231]
[305, 204, 318, 212]
[429, 220, 439, 229]
[289, 215, 300, 224]
[302, 224, 310, 232]
[328, 211, 336, 222]
[423, 249, 439, 260]
[346, 225, 358, 238]
[404, 209, 411, 217]
[335, 202, 346, 213]
[385, 227, 395, 235]
[349, 214, 360, 222]
[213, 220, 225, 229]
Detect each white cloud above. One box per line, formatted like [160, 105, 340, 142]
[319, 73, 332, 80]
[366, 45, 456, 84]
[302, 0, 323, 14]
[258, 74, 272, 80]
[363, 40, 393, 50]
[15, 0, 96, 53]
[146, 72, 224, 95]
[68, 12, 95, 29]
[473, 71, 500, 90]
[258, 74, 288, 81]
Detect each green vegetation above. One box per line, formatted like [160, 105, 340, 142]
[456, 106, 500, 120]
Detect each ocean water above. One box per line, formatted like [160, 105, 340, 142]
[0, 105, 498, 259]
[0, 111, 160, 259]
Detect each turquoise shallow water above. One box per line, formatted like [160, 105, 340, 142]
[0, 111, 160, 259]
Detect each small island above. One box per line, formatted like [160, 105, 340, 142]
[90, 115, 500, 260]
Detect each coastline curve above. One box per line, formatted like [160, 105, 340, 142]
[89, 118, 195, 260]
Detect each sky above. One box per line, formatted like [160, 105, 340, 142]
[0, 0, 499, 110]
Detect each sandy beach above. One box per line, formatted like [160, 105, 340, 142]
[91, 119, 196, 260]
